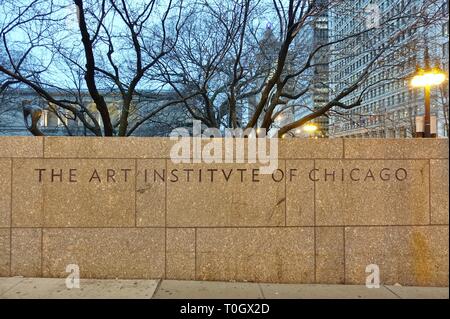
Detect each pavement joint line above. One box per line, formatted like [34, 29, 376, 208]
[151, 279, 163, 299]
[257, 283, 266, 299]
[383, 285, 402, 299]
[0, 277, 26, 297]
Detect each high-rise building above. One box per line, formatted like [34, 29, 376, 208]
[328, 0, 449, 138]
[301, 0, 330, 138]
[272, 1, 330, 138]
[435, 0, 449, 135]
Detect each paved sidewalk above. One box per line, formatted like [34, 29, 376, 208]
[0, 277, 448, 299]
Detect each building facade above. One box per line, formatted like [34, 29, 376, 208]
[298, 0, 330, 138]
[329, 0, 449, 138]
[0, 88, 183, 136]
[268, 1, 330, 138]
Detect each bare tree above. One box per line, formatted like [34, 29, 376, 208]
[0, 0, 447, 137]
[156, 0, 447, 137]
[0, 0, 187, 136]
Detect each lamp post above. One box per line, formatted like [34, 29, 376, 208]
[411, 49, 446, 138]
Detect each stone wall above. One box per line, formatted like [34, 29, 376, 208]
[0, 137, 448, 286]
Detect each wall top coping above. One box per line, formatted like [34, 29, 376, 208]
[0, 136, 448, 159]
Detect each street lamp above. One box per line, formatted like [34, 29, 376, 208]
[411, 49, 447, 138]
[411, 70, 446, 87]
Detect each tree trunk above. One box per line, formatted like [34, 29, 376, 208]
[75, 0, 114, 136]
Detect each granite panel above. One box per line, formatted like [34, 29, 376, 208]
[12, 159, 135, 227]
[166, 163, 286, 227]
[0, 137, 43, 158]
[0, 229, 10, 276]
[11, 228, 41, 277]
[344, 139, 448, 159]
[279, 139, 343, 159]
[196, 228, 314, 283]
[345, 226, 449, 286]
[315, 160, 429, 225]
[43, 137, 172, 158]
[0, 159, 11, 227]
[136, 159, 166, 227]
[285, 160, 315, 226]
[42, 228, 165, 279]
[316, 227, 345, 283]
[430, 159, 449, 224]
[166, 228, 195, 280]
